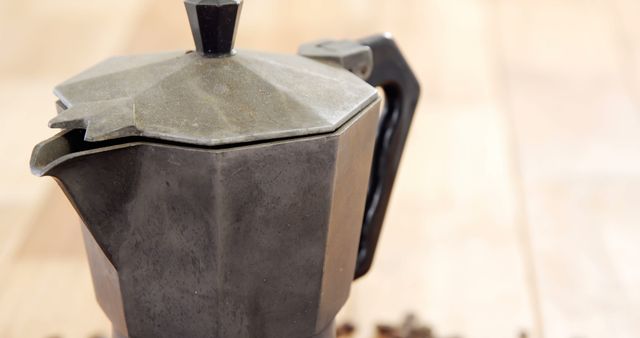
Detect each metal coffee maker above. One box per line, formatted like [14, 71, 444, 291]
[30, 1, 419, 337]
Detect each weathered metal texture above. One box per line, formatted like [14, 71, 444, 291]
[299, 40, 373, 80]
[31, 99, 379, 338]
[49, 49, 376, 146]
[110, 323, 336, 338]
[82, 224, 128, 337]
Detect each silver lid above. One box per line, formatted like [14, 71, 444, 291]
[49, 0, 376, 146]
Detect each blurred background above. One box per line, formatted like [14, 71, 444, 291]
[1, 0, 639, 337]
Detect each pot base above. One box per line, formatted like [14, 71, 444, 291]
[111, 320, 337, 338]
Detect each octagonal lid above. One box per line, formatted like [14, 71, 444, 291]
[49, 0, 377, 146]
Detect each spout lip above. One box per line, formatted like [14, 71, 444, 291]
[30, 130, 72, 177]
[30, 149, 44, 177]
[30, 128, 179, 177]
[30, 129, 140, 177]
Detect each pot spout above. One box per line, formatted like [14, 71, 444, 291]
[30, 130, 78, 177]
[30, 129, 132, 177]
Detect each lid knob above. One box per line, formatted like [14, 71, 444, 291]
[184, 0, 243, 57]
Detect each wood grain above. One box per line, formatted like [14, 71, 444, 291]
[493, 0, 640, 337]
[343, 0, 536, 337]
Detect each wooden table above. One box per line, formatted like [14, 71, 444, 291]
[1, 0, 638, 337]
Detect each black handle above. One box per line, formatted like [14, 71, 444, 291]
[354, 34, 421, 279]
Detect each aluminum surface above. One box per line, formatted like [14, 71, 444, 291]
[50, 49, 377, 146]
[31, 99, 380, 338]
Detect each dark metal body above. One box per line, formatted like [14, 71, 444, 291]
[33, 100, 379, 338]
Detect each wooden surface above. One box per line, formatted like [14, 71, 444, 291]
[1, 0, 638, 337]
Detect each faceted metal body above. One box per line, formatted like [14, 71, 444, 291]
[31, 99, 380, 338]
[29, 2, 420, 336]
